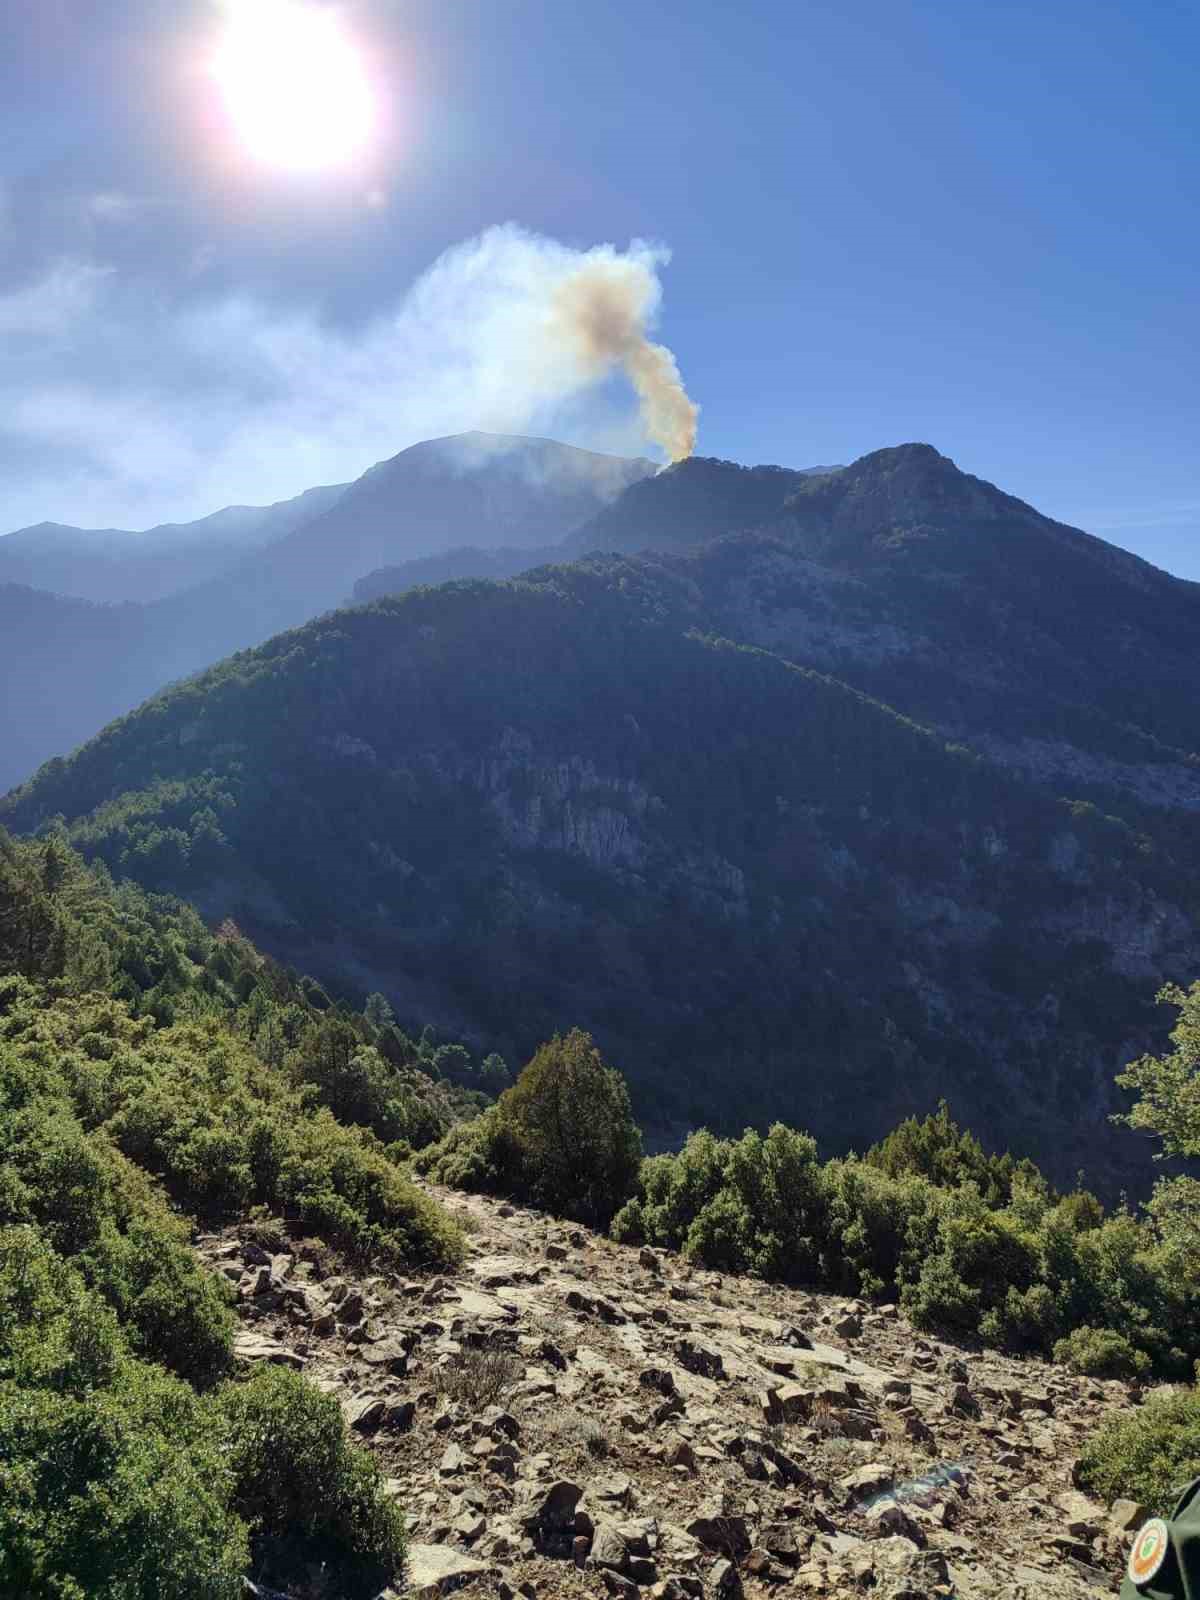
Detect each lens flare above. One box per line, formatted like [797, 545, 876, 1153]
[212, 0, 375, 171]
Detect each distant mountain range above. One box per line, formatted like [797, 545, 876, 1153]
[0, 483, 349, 603]
[0, 433, 654, 793]
[6, 440, 1200, 1194]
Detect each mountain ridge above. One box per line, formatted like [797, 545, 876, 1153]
[0, 432, 656, 792]
[0, 481, 349, 603]
[7, 540, 1199, 1195]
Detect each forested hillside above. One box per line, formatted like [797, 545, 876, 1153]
[0, 434, 652, 793]
[7, 556, 1197, 1194]
[0, 825, 489, 1595]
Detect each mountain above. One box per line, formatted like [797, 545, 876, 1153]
[357, 444, 1200, 822]
[0, 433, 655, 793]
[563, 456, 840, 555]
[0, 482, 348, 603]
[8, 465, 1200, 1192]
[152, 432, 655, 673]
[353, 542, 565, 605]
[351, 457, 840, 609]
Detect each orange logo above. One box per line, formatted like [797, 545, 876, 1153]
[1128, 1518, 1170, 1588]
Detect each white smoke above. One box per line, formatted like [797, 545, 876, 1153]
[0, 225, 696, 531]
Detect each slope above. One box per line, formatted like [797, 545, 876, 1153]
[0, 481, 347, 603]
[6, 563, 1196, 1193]
[0, 433, 653, 793]
[363, 444, 1200, 821]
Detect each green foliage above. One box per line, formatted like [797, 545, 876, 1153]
[1076, 1387, 1200, 1514]
[217, 1366, 406, 1598]
[865, 1100, 1036, 1207]
[418, 1030, 641, 1228]
[3, 560, 1183, 1193]
[0, 1229, 407, 1599]
[1117, 983, 1200, 1159]
[0, 828, 459, 1593]
[0, 1227, 248, 1600]
[612, 1124, 825, 1280]
[0, 988, 462, 1274]
[605, 1117, 1197, 1376]
[498, 1030, 642, 1226]
[1054, 1326, 1151, 1380]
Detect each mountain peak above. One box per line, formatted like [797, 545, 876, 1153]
[569, 454, 839, 556]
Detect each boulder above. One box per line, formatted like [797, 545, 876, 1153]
[1110, 1498, 1147, 1534]
[404, 1543, 490, 1597]
[513, 1479, 584, 1536]
[231, 1332, 304, 1369]
[686, 1504, 751, 1556]
[589, 1521, 631, 1573]
[344, 1395, 387, 1432]
[841, 1463, 895, 1503]
[674, 1338, 724, 1380]
[439, 1443, 469, 1477]
[360, 1336, 409, 1374]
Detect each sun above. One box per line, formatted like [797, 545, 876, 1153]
[212, 1, 375, 171]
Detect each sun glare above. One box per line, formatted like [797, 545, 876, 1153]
[212, 1, 375, 171]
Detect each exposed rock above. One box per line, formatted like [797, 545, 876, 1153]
[590, 1521, 631, 1572]
[1110, 1498, 1147, 1534]
[231, 1331, 305, 1368]
[686, 1504, 751, 1556]
[404, 1543, 490, 1597]
[513, 1478, 584, 1536]
[198, 1185, 1135, 1600]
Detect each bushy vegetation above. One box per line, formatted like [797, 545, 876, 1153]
[416, 1029, 642, 1227]
[1076, 1387, 1200, 1515]
[3, 562, 1182, 1192]
[0, 826, 464, 1594]
[608, 1108, 1198, 1375]
[218, 1365, 405, 1594]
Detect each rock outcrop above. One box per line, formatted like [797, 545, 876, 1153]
[201, 1185, 1136, 1600]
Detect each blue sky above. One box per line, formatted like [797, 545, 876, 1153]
[1, 0, 1196, 573]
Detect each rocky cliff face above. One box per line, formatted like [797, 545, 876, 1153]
[212, 1183, 1141, 1600]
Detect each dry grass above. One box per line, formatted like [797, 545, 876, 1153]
[578, 1416, 615, 1458]
[434, 1346, 521, 1410]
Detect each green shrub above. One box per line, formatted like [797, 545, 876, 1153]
[865, 1099, 1032, 1206]
[0, 995, 463, 1275]
[1076, 1387, 1200, 1514]
[613, 1124, 827, 1282]
[0, 1228, 247, 1600]
[820, 1158, 941, 1297]
[87, 1215, 235, 1387]
[0, 1371, 248, 1600]
[499, 1030, 642, 1226]
[418, 1030, 640, 1228]
[217, 1366, 405, 1597]
[1055, 1325, 1152, 1380]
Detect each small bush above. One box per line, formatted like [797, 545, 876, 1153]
[0, 1229, 247, 1600]
[434, 1346, 521, 1410]
[418, 1030, 641, 1228]
[615, 1124, 827, 1282]
[217, 1365, 406, 1597]
[1055, 1325, 1151, 1380]
[1076, 1386, 1200, 1514]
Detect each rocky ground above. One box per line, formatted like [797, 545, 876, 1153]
[199, 1186, 1145, 1600]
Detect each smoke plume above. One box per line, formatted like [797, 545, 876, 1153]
[550, 253, 698, 461]
[0, 226, 696, 530]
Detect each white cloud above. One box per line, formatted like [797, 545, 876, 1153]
[0, 260, 114, 338]
[0, 225, 677, 531]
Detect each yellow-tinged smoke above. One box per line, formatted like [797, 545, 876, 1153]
[551, 255, 698, 462]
